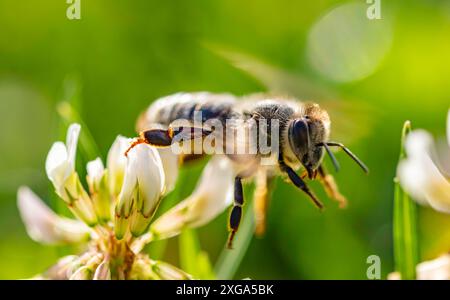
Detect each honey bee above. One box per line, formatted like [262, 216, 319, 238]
[128, 92, 368, 248]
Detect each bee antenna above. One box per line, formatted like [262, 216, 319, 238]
[317, 142, 340, 172]
[319, 142, 369, 174]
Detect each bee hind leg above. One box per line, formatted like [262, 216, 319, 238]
[227, 176, 244, 249]
[254, 170, 274, 237]
[317, 165, 347, 208]
[124, 128, 174, 157]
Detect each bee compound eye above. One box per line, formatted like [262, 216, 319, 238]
[289, 119, 310, 150]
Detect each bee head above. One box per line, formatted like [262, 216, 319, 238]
[287, 104, 330, 178]
[287, 104, 369, 177]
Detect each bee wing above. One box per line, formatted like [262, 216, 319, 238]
[210, 46, 377, 145]
[319, 99, 375, 145]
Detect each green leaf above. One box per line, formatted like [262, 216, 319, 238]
[214, 187, 255, 280]
[393, 121, 419, 279]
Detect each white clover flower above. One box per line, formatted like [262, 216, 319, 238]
[115, 143, 166, 238]
[157, 147, 179, 194]
[17, 123, 197, 280]
[17, 186, 90, 244]
[397, 110, 450, 213]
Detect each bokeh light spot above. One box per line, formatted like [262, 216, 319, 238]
[307, 2, 393, 83]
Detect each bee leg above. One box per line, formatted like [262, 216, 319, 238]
[254, 170, 274, 237]
[124, 138, 147, 157]
[132, 126, 213, 149]
[278, 153, 324, 210]
[317, 165, 347, 208]
[140, 129, 174, 147]
[227, 176, 244, 249]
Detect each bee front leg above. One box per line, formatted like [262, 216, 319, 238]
[144, 126, 212, 146]
[227, 176, 244, 249]
[278, 153, 324, 210]
[317, 165, 347, 208]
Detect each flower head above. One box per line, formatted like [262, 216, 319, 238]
[17, 123, 222, 280]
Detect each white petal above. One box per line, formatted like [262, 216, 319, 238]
[416, 254, 450, 280]
[397, 158, 429, 205]
[187, 156, 234, 225]
[397, 130, 435, 205]
[87, 157, 105, 186]
[134, 144, 165, 214]
[17, 186, 90, 244]
[107, 135, 130, 171]
[43, 255, 79, 280]
[107, 135, 131, 195]
[45, 124, 81, 195]
[157, 148, 179, 193]
[45, 142, 70, 189]
[116, 151, 138, 215]
[93, 260, 111, 280]
[398, 129, 450, 213]
[66, 123, 81, 170]
[404, 130, 433, 158]
[425, 174, 450, 214]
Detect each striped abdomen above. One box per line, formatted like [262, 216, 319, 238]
[137, 92, 238, 131]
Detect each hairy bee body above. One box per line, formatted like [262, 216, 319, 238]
[137, 92, 238, 130]
[137, 93, 329, 172]
[134, 92, 366, 248]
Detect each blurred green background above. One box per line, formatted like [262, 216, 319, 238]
[0, 0, 449, 279]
